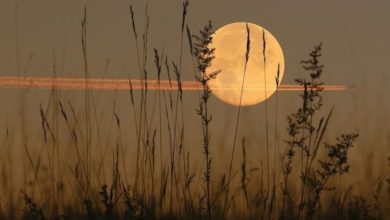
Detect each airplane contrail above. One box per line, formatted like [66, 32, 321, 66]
[0, 76, 353, 91]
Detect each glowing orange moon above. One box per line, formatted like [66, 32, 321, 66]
[207, 22, 285, 106]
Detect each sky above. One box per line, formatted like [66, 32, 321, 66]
[0, 0, 389, 183]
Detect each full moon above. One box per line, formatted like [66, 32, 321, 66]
[207, 22, 285, 106]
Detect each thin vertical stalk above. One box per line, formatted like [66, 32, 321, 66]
[262, 29, 271, 220]
[81, 6, 92, 198]
[273, 64, 280, 220]
[223, 23, 251, 218]
[129, 4, 144, 198]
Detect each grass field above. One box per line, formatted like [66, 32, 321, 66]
[0, 1, 388, 220]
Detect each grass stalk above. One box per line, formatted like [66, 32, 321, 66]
[262, 29, 271, 220]
[223, 23, 251, 218]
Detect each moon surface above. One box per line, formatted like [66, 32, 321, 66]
[207, 22, 285, 106]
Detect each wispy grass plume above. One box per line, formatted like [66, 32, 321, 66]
[193, 21, 218, 220]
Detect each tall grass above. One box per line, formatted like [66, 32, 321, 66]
[0, 1, 375, 220]
[193, 21, 219, 219]
[223, 23, 251, 218]
[272, 64, 281, 220]
[81, 6, 92, 204]
[261, 30, 271, 220]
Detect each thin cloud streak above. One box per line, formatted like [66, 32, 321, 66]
[0, 76, 352, 91]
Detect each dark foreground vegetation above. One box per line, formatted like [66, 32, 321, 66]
[1, 1, 387, 220]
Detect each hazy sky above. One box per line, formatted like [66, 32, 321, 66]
[0, 0, 389, 180]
